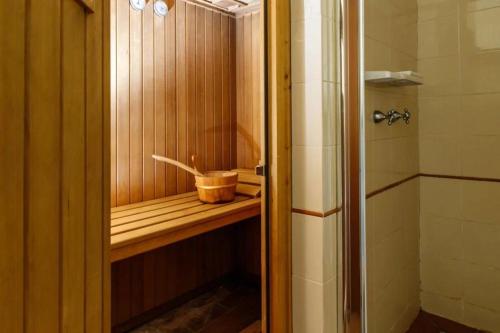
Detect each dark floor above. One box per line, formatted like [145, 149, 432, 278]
[129, 282, 261, 333]
[407, 311, 487, 333]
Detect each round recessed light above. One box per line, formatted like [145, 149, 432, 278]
[154, 0, 168, 16]
[130, 0, 146, 11]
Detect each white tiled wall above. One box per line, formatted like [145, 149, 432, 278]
[292, 213, 340, 332]
[366, 179, 421, 333]
[364, 0, 420, 194]
[418, 1, 500, 331]
[364, 0, 421, 332]
[291, 0, 342, 331]
[419, 178, 500, 331]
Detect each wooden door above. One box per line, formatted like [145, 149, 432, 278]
[0, 0, 110, 331]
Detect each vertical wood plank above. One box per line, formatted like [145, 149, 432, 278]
[186, 3, 197, 190]
[116, 0, 130, 205]
[165, 5, 177, 195]
[196, 6, 206, 174]
[213, 12, 222, 170]
[86, 0, 105, 328]
[236, 17, 245, 168]
[142, 252, 156, 311]
[26, 0, 62, 330]
[61, 1, 86, 331]
[176, 1, 187, 192]
[129, 256, 145, 317]
[229, 17, 237, 169]
[221, 15, 230, 170]
[252, 12, 261, 167]
[143, 3, 155, 201]
[0, 1, 25, 331]
[154, 247, 169, 305]
[243, 14, 253, 169]
[130, 5, 144, 203]
[111, 261, 132, 324]
[205, 10, 215, 171]
[154, 8, 166, 198]
[110, 0, 117, 207]
[102, 0, 112, 327]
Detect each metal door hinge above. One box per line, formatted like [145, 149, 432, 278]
[255, 164, 266, 176]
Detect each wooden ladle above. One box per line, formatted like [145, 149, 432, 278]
[152, 154, 204, 177]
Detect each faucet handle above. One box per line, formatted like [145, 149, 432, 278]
[387, 109, 402, 126]
[402, 108, 411, 124]
[373, 110, 387, 123]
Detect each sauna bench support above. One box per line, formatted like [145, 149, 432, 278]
[110, 171, 262, 262]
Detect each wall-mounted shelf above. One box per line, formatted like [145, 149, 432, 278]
[365, 71, 423, 86]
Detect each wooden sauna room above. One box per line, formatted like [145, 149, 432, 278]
[110, 0, 264, 332]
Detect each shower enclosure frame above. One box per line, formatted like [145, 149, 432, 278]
[340, 0, 366, 332]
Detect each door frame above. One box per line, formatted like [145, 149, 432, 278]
[264, 0, 292, 332]
[101, 0, 293, 331]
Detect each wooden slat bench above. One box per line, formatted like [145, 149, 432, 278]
[110, 170, 262, 262]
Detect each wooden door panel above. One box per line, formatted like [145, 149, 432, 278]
[0, 0, 109, 331]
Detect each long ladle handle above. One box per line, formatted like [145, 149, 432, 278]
[152, 154, 204, 177]
[191, 154, 201, 174]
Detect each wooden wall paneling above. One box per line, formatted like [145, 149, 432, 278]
[111, 1, 244, 204]
[153, 246, 169, 305]
[111, 226, 243, 329]
[116, 0, 130, 206]
[252, 12, 261, 166]
[130, 5, 144, 203]
[221, 15, 230, 170]
[112, 259, 132, 324]
[166, 5, 178, 196]
[154, 7, 167, 198]
[110, 0, 117, 207]
[143, 3, 155, 201]
[235, 12, 262, 170]
[236, 17, 245, 168]
[205, 9, 215, 171]
[196, 6, 206, 174]
[229, 18, 237, 169]
[26, 0, 62, 330]
[142, 252, 156, 311]
[61, 0, 86, 331]
[129, 255, 146, 318]
[213, 12, 223, 171]
[0, 0, 24, 331]
[237, 218, 262, 278]
[186, 3, 197, 190]
[243, 14, 253, 169]
[176, 1, 188, 193]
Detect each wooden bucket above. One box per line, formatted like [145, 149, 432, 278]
[195, 171, 238, 203]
